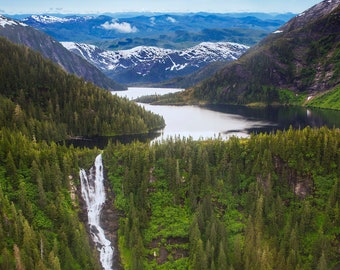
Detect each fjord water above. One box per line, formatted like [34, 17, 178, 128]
[114, 87, 270, 140]
[113, 87, 340, 141]
[80, 154, 114, 270]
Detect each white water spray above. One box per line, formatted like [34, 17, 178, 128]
[80, 154, 113, 270]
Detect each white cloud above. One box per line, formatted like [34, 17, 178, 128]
[150, 17, 156, 25]
[101, 19, 138, 33]
[166, 16, 177, 23]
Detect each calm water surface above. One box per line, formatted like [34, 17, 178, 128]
[114, 87, 183, 100]
[69, 87, 340, 148]
[113, 87, 340, 141]
[114, 87, 271, 140]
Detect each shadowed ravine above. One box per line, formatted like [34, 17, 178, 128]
[80, 154, 114, 270]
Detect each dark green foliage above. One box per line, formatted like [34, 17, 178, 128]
[134, 92, 187, 105]
[0, 128, 101, 270]
[0, 37, 164, 142]
[104, 127, 340, 269]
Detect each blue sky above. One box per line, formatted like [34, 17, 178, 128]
[1, 0, 322, 14]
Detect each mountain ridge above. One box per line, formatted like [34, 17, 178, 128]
[19, 13, 288, 48]
[62, 41, 249, 85]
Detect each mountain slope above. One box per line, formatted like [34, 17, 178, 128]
[151, 61, 229, 88]
[62, 41, 249, 85]
[189, 0, 340, 105]
[0, 37, 164, 141]
[0, 15, 125, 90]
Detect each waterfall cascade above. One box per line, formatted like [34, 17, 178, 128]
[80, 154, 114, 270]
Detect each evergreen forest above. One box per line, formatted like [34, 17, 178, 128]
[0, 15, 339, 270]
[104, 127, 340, 269]
[0, 37, 165, 143]
[0, 129, 101, 269]
[0, 37, 163, 269]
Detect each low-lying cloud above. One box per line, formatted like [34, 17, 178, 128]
[150, 17, 156, 26]
[101, 20, 138, 33]
[166, 16, 177, 23]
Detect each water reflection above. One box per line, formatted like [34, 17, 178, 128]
[65, 88, 340, 148]
[64, 132, 161, 149]
[139, 103, 274, 141]
[204, 105, 340, 135]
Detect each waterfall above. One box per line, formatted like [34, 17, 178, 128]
[80, 154, 114, 270]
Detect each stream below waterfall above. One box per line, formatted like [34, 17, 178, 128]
[80, 154, 114, 270]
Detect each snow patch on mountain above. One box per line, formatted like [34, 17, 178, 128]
[0, 15, 27, 27]
[61, 41, 249, 83]
[22, 15, 93, 24]
[62, 42, 248, 71]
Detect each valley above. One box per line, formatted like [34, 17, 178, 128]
[0, 0, 340, 269]
[12, 12, 289, 87]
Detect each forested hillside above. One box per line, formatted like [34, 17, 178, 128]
[0, 128, 102, 269]
[0, 35, 165, 269]
[104, 127, 340, 269]
[0, 37, 164, 142]
[185, 0, 340, 106]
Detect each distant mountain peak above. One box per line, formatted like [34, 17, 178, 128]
[0, 15, 27, 27]
[22, 15, 94, 25]
[280, 0, 340, 31]
[30, 15, 72, 24]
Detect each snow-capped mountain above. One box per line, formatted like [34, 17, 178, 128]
[62, 41, 249, 84]
[0, 15, 28, 27]
[22, 15, 94, 25]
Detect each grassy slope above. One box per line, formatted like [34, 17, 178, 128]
[306, 85, 340, 110]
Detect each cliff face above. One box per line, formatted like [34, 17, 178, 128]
[191, 0, 340, 104]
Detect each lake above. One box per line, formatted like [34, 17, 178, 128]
[113, 87, 340, 141]
[67, 87, 340, 148]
